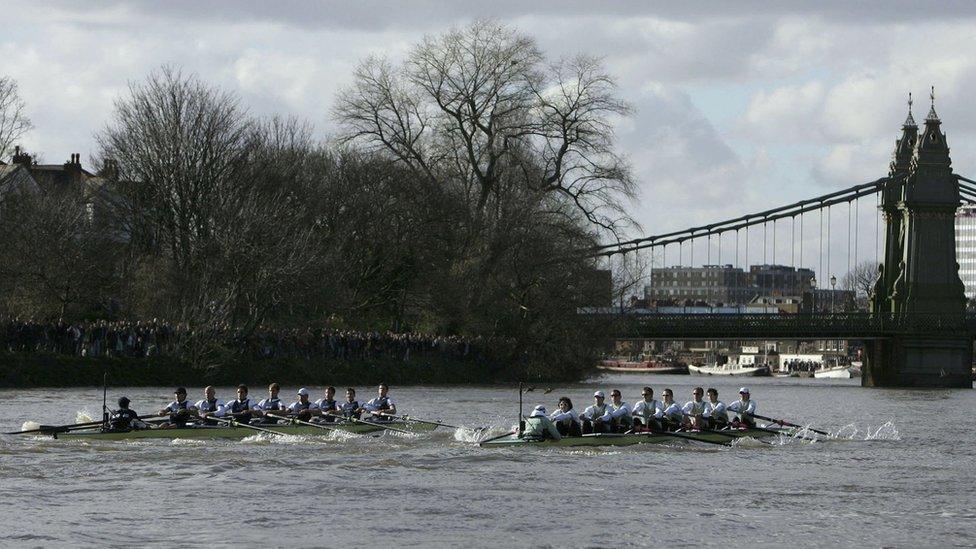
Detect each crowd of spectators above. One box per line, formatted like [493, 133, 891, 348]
[0, 317, 489, 362]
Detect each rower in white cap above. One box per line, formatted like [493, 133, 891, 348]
[521, 405, 561, 441]
[287, 387, 318, 420]
[726, 387, 757, 427]
[579, 390, 611, 434]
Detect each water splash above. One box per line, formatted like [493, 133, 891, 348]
[76, 410, 95, 424]
[452, 427, 488, 443]
[20, 421, 40, 432]
[828, 421, 900, 441]
[864, 421, 900, 441]
[170, 438, 207, 446]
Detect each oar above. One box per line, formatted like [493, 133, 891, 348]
[323, 413, 413, 435]
[658, 429, 733, 447]
[275, 415, 347, 434]
[479, 430, 517, 444]
[376, 412, 475, 431]
[6, 415, 166, 435]
[745, 412, 832, 436]
[205, 416, 289, 437]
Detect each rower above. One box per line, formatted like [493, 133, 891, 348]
[659, 389, 683, 431]
[287, 387, 318, 421]
[548, 397, 581, 437]
[579, 391, 610, 434]
[330, 388, 362, 421]
[224, 384, 257, 425]
[194, 386, 226, 425]
[314, 386, 339, 422]
[157, 386, 195, 429]
[682, 387, 707, 429]
[727, 387, 757, 427]
[521, 405, 561, 441]
[361, 383, 397, 420]
[598, 389, 633, 433]
[108, 397, 148, 431]
[256, 383, 285, 422]
[631, 387, 663, 431]
[704, 388, 728, 429]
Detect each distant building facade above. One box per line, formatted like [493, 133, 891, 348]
[956, 204, 976, 300]
[645, 264, 817, 306]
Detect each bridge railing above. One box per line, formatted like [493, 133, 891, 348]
[593, 312, 974, 339]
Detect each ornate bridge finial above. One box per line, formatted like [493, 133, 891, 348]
[904, 92, 916, 127]
[927, 85, 939, 121]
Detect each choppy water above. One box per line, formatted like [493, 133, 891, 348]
[1, 375, 974, 547]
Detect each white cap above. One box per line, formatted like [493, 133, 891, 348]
[593, 390, 605, 398]
[529, 405, 547, 418]
[738, 387, 750, 394]
[297, 387, 310, 396]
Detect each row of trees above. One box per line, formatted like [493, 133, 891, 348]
[0, 22, 637, 379]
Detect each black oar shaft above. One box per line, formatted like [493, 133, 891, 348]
[746, 413, 831, 436]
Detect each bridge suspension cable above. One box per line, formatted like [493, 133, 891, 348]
[590, 178, 888, 258]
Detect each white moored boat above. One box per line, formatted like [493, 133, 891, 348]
[813, 365, 860, 379]
[688, 363, 771, 377]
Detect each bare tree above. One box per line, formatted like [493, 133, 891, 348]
[841, 260, 876, 311]
[0, 76, 32, 159]
[334, 20, 636, 236]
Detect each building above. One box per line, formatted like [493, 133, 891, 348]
[956, 204, 976, 301]
[645, 264, 751, 304]
[645, 263, 818, 306]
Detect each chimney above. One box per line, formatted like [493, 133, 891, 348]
[12, 145, 32, 168]
[99, 158, 119, 180]
[64, 153, 83, 179]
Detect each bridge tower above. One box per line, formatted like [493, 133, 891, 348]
[863, 91, 972, 387]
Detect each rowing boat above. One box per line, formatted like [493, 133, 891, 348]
[41, 420, 436, 441]
[479, 426, 796, 447]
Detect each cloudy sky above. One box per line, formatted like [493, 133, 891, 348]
[6, 1, 976, 279]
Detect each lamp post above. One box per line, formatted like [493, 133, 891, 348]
[830, 275, 837, 313]
[810, 277, 817, 313]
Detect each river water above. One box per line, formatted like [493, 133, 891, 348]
[0, 374, 973, 547]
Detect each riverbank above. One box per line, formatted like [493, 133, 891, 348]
[0, 353, 520, 388]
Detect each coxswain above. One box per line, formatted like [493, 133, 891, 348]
[108, 397, 148, 431]
[287, 387, 318, 420]
[361, 383, 397, 420]
[659, 389, 683, 431]
[598, 389, 633, 433]
[704, 388, 728, 429]
[330, 388, 362, 421]
[194, 386, 225, 425]
[631, 387, 663, 431]
[314, 386, 339, 422]
[682, 387, 707, 429]
[549, 396, 582, 437]
[726, 387, 757, 427]
[256, 383, 285, 421]
[224, 384, 257, 425]
[579, 391, 610, 434]
[157, 386, 195, 429]
[521, 405, 561, 441]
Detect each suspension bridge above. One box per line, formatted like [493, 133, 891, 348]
[594, 93, 973, 388]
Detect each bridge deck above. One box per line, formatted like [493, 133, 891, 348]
[597, 312, 974, 340]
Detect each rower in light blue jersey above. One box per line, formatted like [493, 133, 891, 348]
[362, 383, 397, 420]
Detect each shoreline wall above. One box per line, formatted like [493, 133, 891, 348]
[0, 354, 522, 388]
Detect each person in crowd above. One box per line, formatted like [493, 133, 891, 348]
[520, 405, 561, 441]
[108, 397, 148, 431]
[579, 391, 610, 434]
[599, 389, 633, 433]
[224, 385, 257, 425]
[682, 387, 707, 429]
[549, 396, 581, 437]
[632, 387, 663, 431]
[659, 389, 683, 431]
[195, 386, 225, 425]
[287, 388, 317, 420]
[704, 388, 728, 429]
[727, 387, 757, 427]
[157, 386, 195, 429]
[361, 383, 397, 420]
[314, 386, 339, 422]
